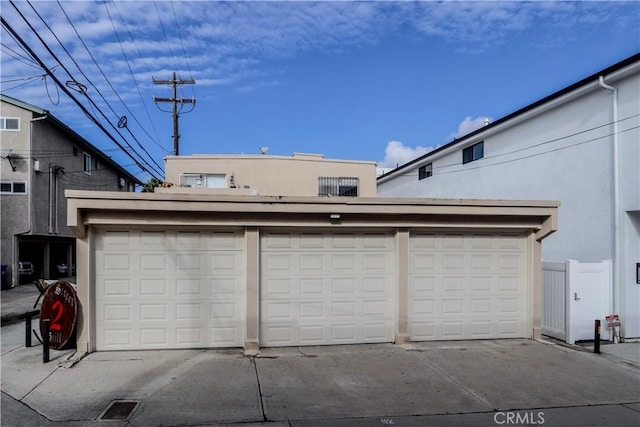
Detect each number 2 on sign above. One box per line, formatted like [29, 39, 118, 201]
[50, 300, 64, 331]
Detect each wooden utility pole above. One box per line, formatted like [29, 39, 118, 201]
[153, 72, 195, 155]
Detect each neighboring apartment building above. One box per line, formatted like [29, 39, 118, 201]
[160, 152, 377, 197]
[0, 94, 141, 287]
[377, 54, 640, 340]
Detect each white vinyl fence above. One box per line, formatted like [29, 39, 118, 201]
[542, 260, 612, 344]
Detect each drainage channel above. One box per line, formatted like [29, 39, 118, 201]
[99, 400, 140, 422]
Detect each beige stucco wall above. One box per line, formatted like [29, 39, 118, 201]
[0, 103, 33, 285]
[163, 153, 377, 197]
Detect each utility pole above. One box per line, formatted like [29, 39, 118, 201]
[153, 72, 195, 155]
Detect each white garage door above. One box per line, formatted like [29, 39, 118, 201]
[409, 234, 528, 340]
[95, 229, 245, 350]
[261, 231, 394, 347]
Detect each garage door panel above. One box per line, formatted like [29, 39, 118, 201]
[140, 303, 167, 320]
[301, 278, 325, 296]
[363, 322, 389, 340]
[140, 254, 167, 271]
[100, 230, 130, 247]
[300, 326, 324, 343]
[409, 233, 527, 341]
[140, 328, 167, 346]
[104, 329, 132, 347]
[261, 231, 394, 347]
[140, 231, 164, 246]
[210, 327, 240, 345]
[96, 229, 245, 350]
[176, 328, 202, 345]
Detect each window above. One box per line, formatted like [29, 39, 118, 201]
[318, 177, 359, 197]
[0, 181, 27, 194]
[118, 177, 125, 189]
[180, 173, 227, 188]
[418, 163, 432, 180]
[462, 141, 484, 164]
[0, 117, 20, 131]
[83, 153, 91, 175]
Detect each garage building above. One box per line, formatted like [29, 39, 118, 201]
[67, 191, 557, 354]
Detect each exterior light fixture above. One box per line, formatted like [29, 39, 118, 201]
[329, 214, 340, 220]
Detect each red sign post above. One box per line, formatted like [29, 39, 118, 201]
[39, 282, 78, 350]
[605, 314, 621, 328]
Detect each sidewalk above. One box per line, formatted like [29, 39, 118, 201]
[1, 277, 76, 325]
[0, 282, 42, 325]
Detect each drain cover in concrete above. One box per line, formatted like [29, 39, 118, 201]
[99, 400, 139, 421]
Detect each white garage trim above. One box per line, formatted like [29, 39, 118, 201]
[260, 230, 395, 347]
[409, 233, 528, 340]
[95, 229, 245, 350]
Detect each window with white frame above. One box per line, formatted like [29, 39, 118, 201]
[418, 163, 432, 180]
[83, 152, 91, 175]
[318, 176, 359, 197]
[462, 141, 484, 164]
[180, 173, 227, 188]
[0, 117, 20, 131]
[0, 181, 27, 194]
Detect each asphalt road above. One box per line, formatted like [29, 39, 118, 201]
[1, 320, 639, 426]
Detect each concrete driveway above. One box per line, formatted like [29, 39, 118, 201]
[1, 320, 639, 426]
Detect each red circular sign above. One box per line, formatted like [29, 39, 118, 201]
[39, 281, 78, 350]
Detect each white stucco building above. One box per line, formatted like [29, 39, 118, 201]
[377, 54, 640, 340]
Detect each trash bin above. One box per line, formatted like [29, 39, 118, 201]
[1, 265, 7, 290]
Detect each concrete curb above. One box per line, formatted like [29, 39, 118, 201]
[1, 309, 40, 326]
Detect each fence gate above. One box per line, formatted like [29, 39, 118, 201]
[542, 260, 612, 344]
[542, 262, 567, 341]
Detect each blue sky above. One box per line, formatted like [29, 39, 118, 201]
[1, 1, 639, 182]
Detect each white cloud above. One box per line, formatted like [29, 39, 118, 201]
[451, 116, 492, 139]
[2, 1, 636, 107]
[380, 141, 434, 168]
[1, 0, 636, 180]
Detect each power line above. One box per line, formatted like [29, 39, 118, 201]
[153, 1, 179, 73]
[383, 120, 639, 180]
[171, 1, 194, 80]
[169, 1, 197, 101]
[55, 0, 166, 153]
[436, 125, 639, 176]
[6, 1, 164, 179]
[100, 0, 167, 152]
[1, 13, 162, 182]
[434, 113, 640, 170]
[1, 41, 40, 68]
[24, 0, 165, 176]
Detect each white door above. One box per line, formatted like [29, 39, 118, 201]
[95, 229, 245, 350]
[409, 233, 528, 340]
[567, 260, 612, 343]
[260, 231, 394, 347]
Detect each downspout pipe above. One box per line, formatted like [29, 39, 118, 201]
[598, 75, 620, 328]
[21, 114, 48, 236]
[13, 114, 47, 287]
[48, 163, 55, 234]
